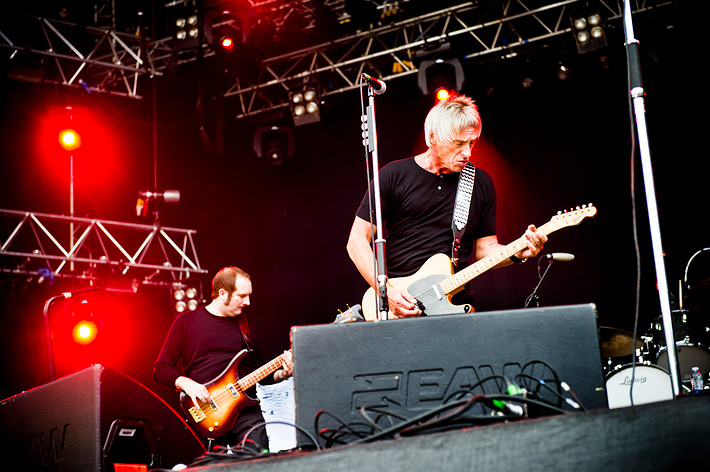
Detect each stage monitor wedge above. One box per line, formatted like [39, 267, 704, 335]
[0, 364, 206, 471]
[292, 304, 606, 446]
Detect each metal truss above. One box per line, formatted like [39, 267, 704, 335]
[0, 209, 207, 286]
[224, 0, 674, 119]
[0, 1, 674, 107]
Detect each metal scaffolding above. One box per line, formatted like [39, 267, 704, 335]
[0, 1, 674, 109]
[0, 209, 207, 286]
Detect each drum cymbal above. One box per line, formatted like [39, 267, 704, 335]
[599, 326, 644, 358]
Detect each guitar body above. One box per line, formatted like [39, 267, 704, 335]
[360, 205, 597, 322]
[179, 350, 258, 439]
[361, 253, 472, 321]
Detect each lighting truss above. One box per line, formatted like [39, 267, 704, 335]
[0, 209, 207, 286]
[0, 1, 674, 105]
[224, 0, 674, 119]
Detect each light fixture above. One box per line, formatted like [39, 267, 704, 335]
[253, 125, 295, 166]
[417, 58, 465, 99]
[169, 2, 201, 51]
[570, 10, 607, 54]
[135, 189, 181, 218]
[289, 85, 321, 126]
[172, 281, 202, 315]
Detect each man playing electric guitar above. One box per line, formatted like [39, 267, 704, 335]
[153, 266, 293, 451]
[347, 93, 547, 318]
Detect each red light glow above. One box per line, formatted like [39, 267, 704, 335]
[59, 128, 81, 151]
[436, 88, 450, 101]
[221, 37, 234, 50]
[72, 320, 98, 344]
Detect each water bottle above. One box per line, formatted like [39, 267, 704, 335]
[691, 367, 704, 392]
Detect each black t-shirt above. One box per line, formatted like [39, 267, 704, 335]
[356, 157, 497, 277]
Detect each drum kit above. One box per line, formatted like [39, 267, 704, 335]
[601, 251, 710, 408]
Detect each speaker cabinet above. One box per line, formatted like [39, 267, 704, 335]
[292, 304, 606, 446]
[0, 364, 205, 471]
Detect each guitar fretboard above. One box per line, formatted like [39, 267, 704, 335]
[438, 219, 562, 295]
[236, 352, 288, 391]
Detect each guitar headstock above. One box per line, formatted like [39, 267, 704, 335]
[333, 304, 365, 323]
[551, 204, 597, 228]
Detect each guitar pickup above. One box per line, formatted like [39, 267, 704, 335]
[188, 406, 206, 423]
[227, 383, 240, 398]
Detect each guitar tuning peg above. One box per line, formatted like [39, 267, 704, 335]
[576, 206, 581, 210]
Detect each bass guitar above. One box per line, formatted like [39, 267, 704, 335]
[180, 350, 289, 439]
[361, 204, 597, 320]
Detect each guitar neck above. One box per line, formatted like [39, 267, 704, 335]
[236, 352, 288, 391]
[440, 219, 560, 295]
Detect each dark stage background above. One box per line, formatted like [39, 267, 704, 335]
[0, 2, 706, 411]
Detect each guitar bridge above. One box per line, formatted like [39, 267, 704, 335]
[188, 406, 206, 423]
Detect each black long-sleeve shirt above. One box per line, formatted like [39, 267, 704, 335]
[152, 307, 274, 392]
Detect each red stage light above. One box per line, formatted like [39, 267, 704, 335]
[435, 88, 450, 102]
[72, 320, 98, 345]
[59, 128, 81, 151]
[220, 36, 234, 51]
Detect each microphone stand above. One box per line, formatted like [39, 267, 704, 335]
[524, 257, 554, 308]
[43, 287, 99, 381]
[623, 1, 679, 396]
[363, 86, 389, 320]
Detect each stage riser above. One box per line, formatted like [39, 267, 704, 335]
[207, 394, 709, 472]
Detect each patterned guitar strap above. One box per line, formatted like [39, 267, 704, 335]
[451, 162, 476, 267]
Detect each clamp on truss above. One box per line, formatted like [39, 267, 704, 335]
[0, 209, 207, 286]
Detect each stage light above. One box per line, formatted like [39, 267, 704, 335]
[221, 36, 235, 51]
[206, 9, 248, 55]
[170, 3, 201, 51]
[59, 128, 81, 151]
[253, 125, 295, 166]
[72, 320, 98, 345]
[435, 88, 450, 102]
[172, 281, 202, 315]
[570, 10, 607, 54]
[417, 58, 465, 98]
[289, 85, 320, 126]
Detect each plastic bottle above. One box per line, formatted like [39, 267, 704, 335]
[691, 367, 704, 392]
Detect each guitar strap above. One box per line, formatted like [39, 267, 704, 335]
[237, 314, 254, 352]
[451, 162, 476, 267]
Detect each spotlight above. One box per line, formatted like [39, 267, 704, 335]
[253, 125, 295, 166]
[172, 281, 202, 315]
[169, 2, 201, 50]
[289, 85, 321, 126]
[59, 129, 81, 151]
[71, 299, 98, 345]
[135, 189, 180, 218]
[435, 88, 450, 102]
[570, 11, 607, 54]
[417, 58, 465, 98]
[206, 9, 248, 54]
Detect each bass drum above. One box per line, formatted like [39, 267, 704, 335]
[605, 364, 674, 409]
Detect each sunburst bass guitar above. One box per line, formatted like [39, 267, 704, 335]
[361, 205, 597, 321]
[180, 350, 290, 439]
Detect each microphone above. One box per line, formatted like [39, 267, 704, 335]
[362, 73, 387, 95]
[545, 252, 575, 262]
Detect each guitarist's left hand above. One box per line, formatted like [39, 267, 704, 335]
[273, 350, 293, 382]
[514, 224, 547, 261]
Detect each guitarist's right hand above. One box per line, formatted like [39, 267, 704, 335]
[175, 376, 210, 408]
[388, 284, 422, 318]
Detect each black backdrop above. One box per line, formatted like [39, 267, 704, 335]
[1, 3, 706, 408]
